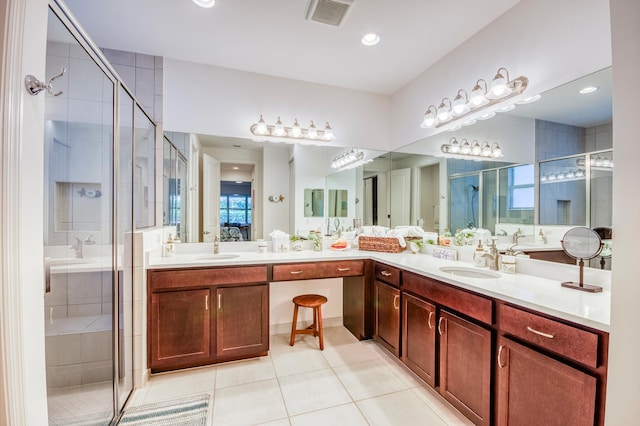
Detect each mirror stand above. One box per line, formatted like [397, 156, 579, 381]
[560, 258, 603, 293]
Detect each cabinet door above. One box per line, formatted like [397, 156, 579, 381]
[150, 289, 211, 370]
[496, 336, 597, 426]
[439, 310, 492, 426]
[374, 280, 400, 356]
[402, 293, 436, 387]
[216, 284, 269, 360]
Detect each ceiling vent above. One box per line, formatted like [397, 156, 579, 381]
[306, 0, 354, 27]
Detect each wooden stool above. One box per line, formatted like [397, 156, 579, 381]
[289, 294, 328, 350]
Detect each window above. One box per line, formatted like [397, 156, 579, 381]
[509, 164, 534, 209]
[220, 195, 252, 225]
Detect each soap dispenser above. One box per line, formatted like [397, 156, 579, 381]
[473, 240, 485, 267]
[163, 233, 175, 257]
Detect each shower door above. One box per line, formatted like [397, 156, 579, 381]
[43, 3, 137, 424]
[449, 174, 481, 231]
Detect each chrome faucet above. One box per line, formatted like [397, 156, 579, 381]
[512, 228, 524, 244]
[496, 229, 507, 237]
[69, 234, 95, 259]
[482, 239, 500, 270]
[213, 235, 219, 254]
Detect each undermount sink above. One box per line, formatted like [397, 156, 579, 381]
[195, 254, 240, 261]
[438, 266, 501, 279]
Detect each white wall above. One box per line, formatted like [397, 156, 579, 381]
[606, 0, 640, 423]
[391, 0, 612, 151]
[163, 59, 392, 151]
[263, 144, 291, 238]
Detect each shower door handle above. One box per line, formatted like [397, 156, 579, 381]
[44, 257, 51, 293]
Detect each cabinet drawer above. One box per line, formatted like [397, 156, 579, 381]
[375, 263, 401, 288]
[149, 266, 267, 290]
[402, 272, 493, 325]
[272, 260, 363, 281]
[498, 303, 599, 368]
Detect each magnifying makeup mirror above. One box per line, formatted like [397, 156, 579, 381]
[560, 227, 604, 293]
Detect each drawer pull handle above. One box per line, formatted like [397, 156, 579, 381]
[527, 326, 554, 339]
[218, 294, 222, 310]
[497, 345, 506, 369]
[337, 268, 351, 272]
[427, 311, 434, 329]
[205, 295, 209, 311]
[380, 271, 392, 277]
[393, 295, 399, 310]
[438, 317, 446, 335]
[290, 271, 304, 275]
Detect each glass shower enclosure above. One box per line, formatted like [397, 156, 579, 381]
[43, 2, 156, 424]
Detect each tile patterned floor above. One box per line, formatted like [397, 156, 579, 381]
[127, 327, 473, 425]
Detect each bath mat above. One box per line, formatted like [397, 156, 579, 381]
[117, 393, 210, 425]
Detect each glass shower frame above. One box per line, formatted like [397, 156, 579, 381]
[45, 1, 157, 423]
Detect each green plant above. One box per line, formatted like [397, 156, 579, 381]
[289, 235, 303, 242]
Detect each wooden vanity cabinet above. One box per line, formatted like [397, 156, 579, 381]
[374, 263, 401, 356]
[402, 292, 436, 387]
[147, 266, 268, 372]
[402, 271, 493, 426]
[150, 288, 212, 370]
[496, 302, 607, 426]
[272, 259, 373, 340]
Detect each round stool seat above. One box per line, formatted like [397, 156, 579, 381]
[293, 294, 327, 308]
[290, 294, 328, 350]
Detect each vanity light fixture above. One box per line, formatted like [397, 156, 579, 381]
[441, 138, 504, 159]
[192, 0, 215, 8]
[420, 67, 528, 129]
[331, 148, 364, 169]
[250, 115, 335, 142]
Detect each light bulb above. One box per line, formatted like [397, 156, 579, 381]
[452, 90, 470, 116]
[307, 121, 318, 139]
[254, 115, 268, 135]
[421, 107, 437, 128]
[471, 141, 481, 155]
[488, 68, 512, 99]
[437, 102, 452, 122]
[290, 119, 302, 138]
[323, 122, 334, 140]
[460, 139, 471, 154]
[449, 138, 460, 153]
[491, 143, 503, 157]
[273, 117, 286, 137]
[469, 79, 488, 107]
[481, 142, 492, 156]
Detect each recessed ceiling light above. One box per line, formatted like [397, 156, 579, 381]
[497, 104, 516, 113]
[192, 0, 215, 8]
[361, 33, 380, 46]
[235, 181, 242, 184]
[579, 86, 599, 94]
[517, 94, 542, 104]
[232, 166, 239, 170]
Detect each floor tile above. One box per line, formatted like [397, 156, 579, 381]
[212, 378, 288, 425]
[411, 386, 474, 425]
[369, 344, 425, 388]
[333, 359, 408, 401]
[321, 341, 380, 367]
[271, 348, 330, 377]
[215, 356, 275, 389]
[278, 368, 351, 416]
[139, 366, 216, 404]
[357, 389, 448, 426]
[289, 403, 368, 426]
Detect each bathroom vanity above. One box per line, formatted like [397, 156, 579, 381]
[146, 248, 610, 425]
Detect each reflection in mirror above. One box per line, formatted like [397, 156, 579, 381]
[304, 188, 324, 217]
[328, 189, 348, 217]
[498, 164, 534, 225]
[163, 134, 189, 240]
[539, 155, 587, 226]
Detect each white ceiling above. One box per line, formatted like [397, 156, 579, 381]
[64, 0, 520, 95]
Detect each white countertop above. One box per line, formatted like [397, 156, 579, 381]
[148, 247, 611, 333]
